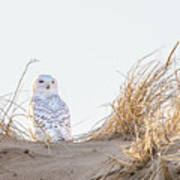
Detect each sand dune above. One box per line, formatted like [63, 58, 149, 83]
[0, 137, 130, 180]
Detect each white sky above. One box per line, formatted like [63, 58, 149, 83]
[0, 0, 180, 135]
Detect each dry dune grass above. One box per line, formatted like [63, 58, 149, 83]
[88, 43, 178, 141]
[96, 107, 180, 179]
[0, 59, 38, 141]
[92, 42, 180, 180]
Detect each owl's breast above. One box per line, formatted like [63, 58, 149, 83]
[44, 94, 65, 112]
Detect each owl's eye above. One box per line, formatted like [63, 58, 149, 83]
[51, 80, 55, 84]
[39, 80, 44, 83]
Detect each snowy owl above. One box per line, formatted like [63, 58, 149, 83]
[29, 74, 72, 142]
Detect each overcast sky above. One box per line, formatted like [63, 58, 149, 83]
[0, 0, 180, 135]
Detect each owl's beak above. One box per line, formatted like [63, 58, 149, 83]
[46, 85, 50, 90]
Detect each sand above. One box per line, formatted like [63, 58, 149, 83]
[0, 136, 130, 180]
[1, 136, 180, 180]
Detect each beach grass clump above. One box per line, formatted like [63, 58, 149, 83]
[92, 42, 180, 180]
[0, 59, 38, 141]
[97, 98, 180, 180]
[88, 43, 178, 141]
[122, 42, 180, 168]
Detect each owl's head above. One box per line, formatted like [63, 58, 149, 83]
[33, 74, 58, 94]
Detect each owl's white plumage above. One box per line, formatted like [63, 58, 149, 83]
[29, 74, 72, 142]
